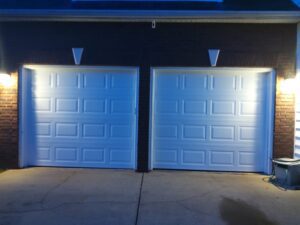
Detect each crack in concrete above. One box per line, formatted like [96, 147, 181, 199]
[0, 171, 143, 216]
[0, 200, 138, 215]
[40, 171, 77, 208]
[135, 173, 144, 225]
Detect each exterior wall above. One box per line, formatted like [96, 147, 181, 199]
[0, 22, 296, 170]
[275, 80, 295, 158]
[0, 73, 18, 168]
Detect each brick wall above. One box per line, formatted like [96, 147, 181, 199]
[0, 72, 18, 168]
[0, 22, 296, 169]
[274, 77, 295, 158]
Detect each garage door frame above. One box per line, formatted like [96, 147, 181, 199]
[149, 67, 276, 174]
[19, 65, 140, 169]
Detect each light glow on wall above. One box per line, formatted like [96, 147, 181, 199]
[0, 73, 12, 87]
[280, 78, 296, 94]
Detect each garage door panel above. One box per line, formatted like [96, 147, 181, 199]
[26, 66, 138, 169]
[55, 98, 79, 113]
[83, 99, 106, 113]
[184, 75, 208, 89]
[83, 72, 107, 88]
[211, 101, 235, 115]
[57, 72, 80, 88]
[184, 100, 207, 114]
[36, 122, 51, 136]
[211, 126, 235, 140]
[155, 149, 178, 164]
[33, 98, 52, 112]
[183, 125, 206, 139]
[32, 145, 135, 167]
[155, 125, 178, 139]
[152, 68, 270, 172]
[153, 147, 262, 170]
[182, 150, 206, 165]
[211, 75, 237, 90]
[82, 148, 105, 163]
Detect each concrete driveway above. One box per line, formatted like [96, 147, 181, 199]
[0, 168, 299, 225]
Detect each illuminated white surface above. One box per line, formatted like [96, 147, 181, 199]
[280, 78, 296, 94]
[0, 73, 12, 87]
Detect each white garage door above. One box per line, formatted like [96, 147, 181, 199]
[151, 68, 274, 172]
[20, 66, 139, 169]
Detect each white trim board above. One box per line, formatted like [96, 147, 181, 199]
[0, 10, 300, 23]
[294, 23, 300, 159]
[149, 67, 275, 174]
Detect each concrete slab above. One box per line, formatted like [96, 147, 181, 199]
[138, 171, 300, 225]
[0, 168, 299, 225]
[0, 168, 142, 225]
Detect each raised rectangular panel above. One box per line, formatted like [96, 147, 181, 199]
[212, 101, 235, 115]
[239, 152, 255, 166]
[184, 101, 206, 114]
[83, 73, 106, 88]
[57, 73, 79, 88]
[296, 122, 300, 132]
[240, 102, 260, 115]
[240, 127, 256, 140]
[156, 101, 178, 114]
[55, 147, 77, 161]
[56, 99, 79, 112]
[211, 151, 234, 165]
[294, 138, 300, 146]
[212, 76, 236, 90]
[211, 126, 234, 140]
[34, 98, 51, 112]
[33, 73, 52, 87]
[83, 148, 105, 162]
[156, 75, 179, 89]
[183, 125, 206, 139]
[56, 123, 78, 137]
[110, 149, 131, 162]
[111, 125, 131, 138]
[296, 113, 300, 121]
[111, 74, 133, 88]
[295, 129, 300, 139]
[111, 100, 133, 114]
[155, 150, 177, 163]
[156, 125, 178, 138]
[83, 99, 105, 113]
[83, 124, 105, 138]
[37, 147, 50, 160]
[241, 76, 262, 90]
[36, 123, 51, 136]
[184, 75, 207, 89]
[182, 150, 205, 164]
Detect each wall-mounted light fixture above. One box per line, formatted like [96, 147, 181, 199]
[0, 72, 12, 87]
